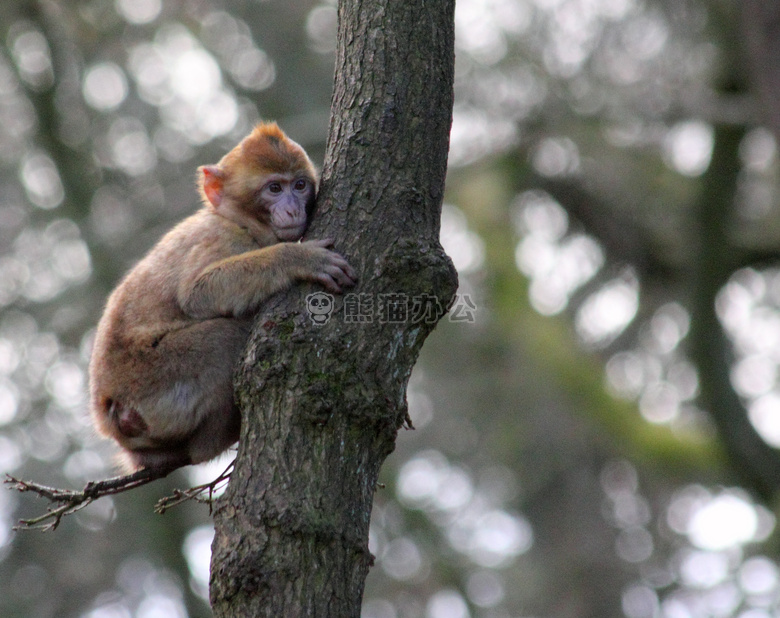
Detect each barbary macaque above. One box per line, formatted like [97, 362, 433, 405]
[89, 122, 356, 471]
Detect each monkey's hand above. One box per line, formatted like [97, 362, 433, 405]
[299, 239, 358, 293]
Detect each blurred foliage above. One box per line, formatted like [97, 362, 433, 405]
[3, 0, 780, 617]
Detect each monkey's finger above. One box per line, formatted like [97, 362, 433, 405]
[342, 263, 358, 282]
[324, 252, 358, 282]
[324, 265, 356, 288]
[308, 238, 334, 249]
[325, 254, 350, 270]
[314, 273, 343, 294]
[336, 265, 358, 287]
[336, 264, 358, 284]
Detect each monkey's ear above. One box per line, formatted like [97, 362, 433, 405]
[199, 165, 225, 209]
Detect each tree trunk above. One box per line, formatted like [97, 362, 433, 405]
[209, 1, 458, 615]
[741, 1, 780, 141]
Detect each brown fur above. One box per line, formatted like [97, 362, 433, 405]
[89, 123, 356, 471]
[198, 123, 316, 210]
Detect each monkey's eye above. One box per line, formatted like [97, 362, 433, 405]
[268, 182, 283, 194]
[294, 179, 308, 192]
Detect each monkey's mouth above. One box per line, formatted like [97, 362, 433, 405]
[275, 225, 306, 241]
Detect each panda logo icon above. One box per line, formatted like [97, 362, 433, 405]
[306, 292, 335, 325]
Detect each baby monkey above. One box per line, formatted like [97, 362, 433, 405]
[89, 123, 356, 471]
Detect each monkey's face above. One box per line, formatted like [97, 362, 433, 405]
[260, 174, 316, 241]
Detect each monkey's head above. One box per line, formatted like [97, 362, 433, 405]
[198, 122, 318, 243]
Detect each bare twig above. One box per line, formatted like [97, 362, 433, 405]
[154, 459, 235, 515]
[5, 458, 237, 531]
[5, 465, 180, 532]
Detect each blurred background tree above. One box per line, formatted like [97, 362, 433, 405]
[2, 0, 780, 617]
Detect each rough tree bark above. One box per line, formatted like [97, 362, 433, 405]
[209, 1, 458, 615]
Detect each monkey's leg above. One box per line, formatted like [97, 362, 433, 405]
[114, 318, 249, 469]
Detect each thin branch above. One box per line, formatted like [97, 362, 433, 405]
[5, 458, 237, 531]
[155, 459, 235, 515]
[5, 465, 180, 532]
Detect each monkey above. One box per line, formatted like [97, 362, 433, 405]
[88, 122, 357, 472]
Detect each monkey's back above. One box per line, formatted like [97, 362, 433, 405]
[89, 209, 257, 438]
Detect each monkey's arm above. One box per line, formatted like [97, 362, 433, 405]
[180, 240, 356, 319]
